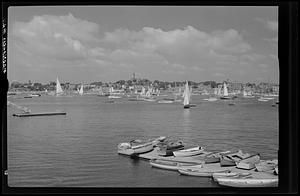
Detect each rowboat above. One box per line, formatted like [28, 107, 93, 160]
[117, 141, 153, 156]
[117, 136, 166, 156]
[157, 140, 184, 156]
[149, 159, 198, 171]
[178, 164, 230, 177]
[236, 154, 261, 170]
[220, 150, 251, 167]
[255, 159, 278, 172]
[217, 177, 278, 187]
[173, 146, 204, 157]
[212, 172, 252, 182]
[195, 151, 232, 164]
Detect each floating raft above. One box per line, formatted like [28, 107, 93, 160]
[13, 111, 66, 117]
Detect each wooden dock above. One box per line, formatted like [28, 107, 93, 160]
[13, 111, 67, 117]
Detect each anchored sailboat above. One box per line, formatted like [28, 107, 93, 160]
[220, 82, 231, 99]
[183, 81, 191, 109]
[56, 77, 64, 96]
[79, 84, 84, 95]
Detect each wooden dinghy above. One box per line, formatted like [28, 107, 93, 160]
[219, 150, 251, 167]
[216, 177, 278, 187]
[173, 146, 204, 157]
[236, 154, 261, 170]
[192, 150, 232, 164]
[212, 172, 252, 182]
[178, 163, 231, 177]
[149, 159, 198, 171]
[255, 159, 278, 172]
[157, 140, 185, 156]
[117, 136, 166, 156]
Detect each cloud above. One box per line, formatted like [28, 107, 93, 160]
[255, 17, 278, 32]
[12, 13, 100, 60]
[11, 13, 275, 83]
[266, 21, 278, 32]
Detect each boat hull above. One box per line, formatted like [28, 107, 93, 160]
[178, 166, 230, 177]
[150, 159, 197, 171]
[217, 178, 278, 187]
[173, 147, 204, 157]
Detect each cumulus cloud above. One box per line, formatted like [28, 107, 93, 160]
[255, 17, 278, 32]
[11, 13, 270, 82]
[12, 13, 100, 60]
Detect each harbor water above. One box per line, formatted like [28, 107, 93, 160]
[7, 95, 278, 187]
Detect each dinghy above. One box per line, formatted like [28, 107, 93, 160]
[255, 159, 278, 172]
[157, 141, 185, 156]
[212, 172, 252, 182]
[216, 177, 278, 187]
[220, 150, 251, 167]
[178, 163, 230, 177]
[149, 159, 198, 171]
[236, 154, 261, 170]
[173, 146, 204, 157]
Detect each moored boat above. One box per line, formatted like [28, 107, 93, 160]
[220, 150, 251, 167]
[149, 159, 198, 171]
[157, 140, 184, 156]
[173, 146, 204, 157]
[117, 136, 166, 156]
[212, 172, 252, 181]
[216, 177, 278, 187]
[255, 159, 278, 172]
[178, 164, 230, 177]
[236, 154, 261, 170]
[29, 93, 41, 97]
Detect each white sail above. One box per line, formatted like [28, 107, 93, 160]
[218, 88, 222, 96]
[243, 89, 247, 97]
[56, 77, 64, 95]
[79, 84, 84, 95]
[183, 81, 190, 106]
[223, 82, 229, 96]
[140, 87, 146, 96]
[214, 88, 218, 95]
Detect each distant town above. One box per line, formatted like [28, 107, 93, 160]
[8, 73, 279, 95]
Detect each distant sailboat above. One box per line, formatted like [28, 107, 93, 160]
[56, 77, 64, 96]
[183, 81, 191, 109]
[79, 84, 84, 95]
[220, 82, 231, 99]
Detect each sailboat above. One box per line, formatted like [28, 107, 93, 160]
[79, 84, 84, 96]
[183, 81, 191, 108]
[56, 77, 64, 96]
[220, 82, 231, 99]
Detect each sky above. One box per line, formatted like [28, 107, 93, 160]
[8, 6, 278, 84]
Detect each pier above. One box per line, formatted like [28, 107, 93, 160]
[13, 111, 67, 117]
